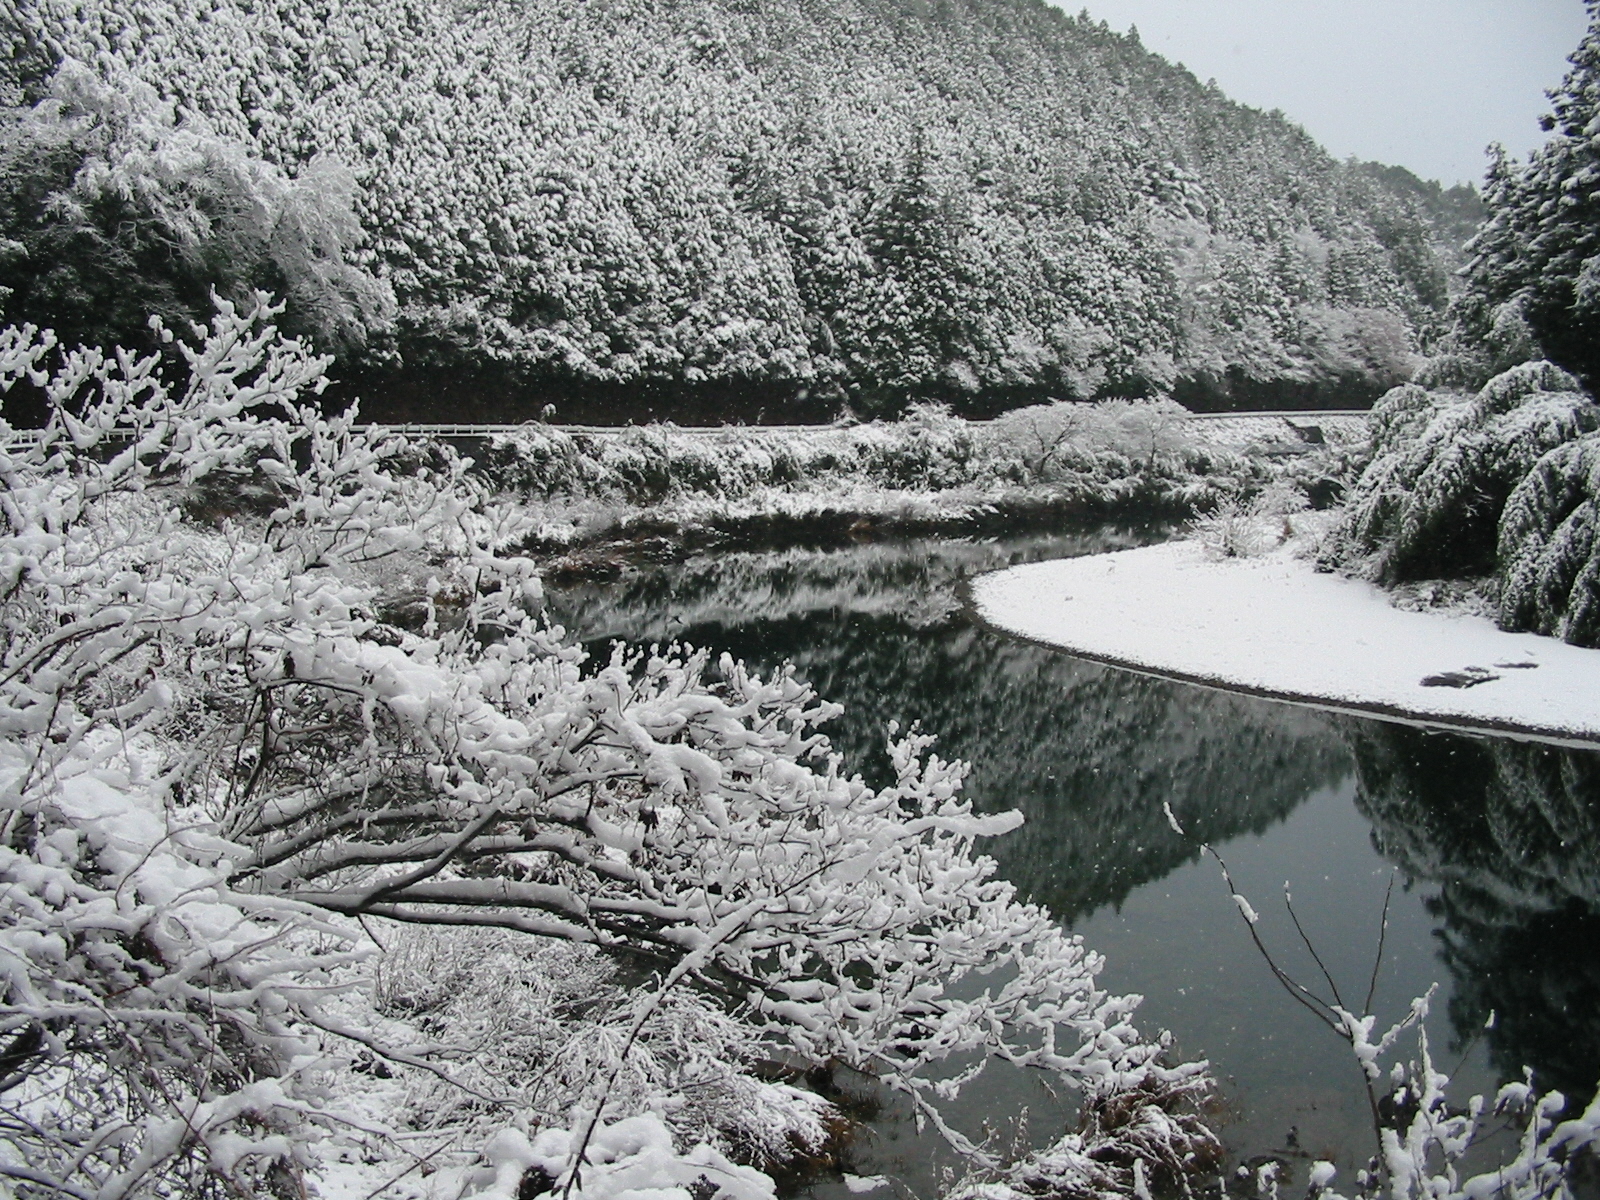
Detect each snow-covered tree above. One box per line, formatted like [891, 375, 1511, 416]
[0, 59, 394, 358]
[2, 0, 1467, 415]
[1332, 363, 1599, 580]
[1460, 3, 1600, 391]
[0, 299, 1211, 1197]
[1498, 433, 1600, 645]
[1329, 361, 1600, 647]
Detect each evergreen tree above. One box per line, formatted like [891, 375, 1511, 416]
[1462, 2, 1600, 390]
[857, 127, 976, 403]
[1, 0, 1474, 417]
[0, 60, 392, 357]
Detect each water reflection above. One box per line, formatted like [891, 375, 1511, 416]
[1348, 724, 1600, 1104]
[542, 529, 1600, 1181]
[548, 531, 1350, 919]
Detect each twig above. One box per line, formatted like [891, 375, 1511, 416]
[1202, 844, 1340, 1032]
[1283, 884, 1346, 1012]
[1363, 872, 1395, 1016]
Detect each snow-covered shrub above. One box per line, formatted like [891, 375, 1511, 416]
[985, 398, 1201, 480]
[948, 1074, 1221, 1200]
[0, 297, 416, 1198]
[860, 401, 980, 489]
[1365, 383, 1439, 456]
[1329, 364, 1600, 601]
[465, 1115, 780, 1200]
[0, 298, 1210, 1197]
[1191, 481, 1308, 560]
[1298, 997, 1600, 1200]
[477, 422, 874, 502]
[477, 399, 1233, 511]
[1497, 434, 1600, 646]
[1383, 390, 1596, 581]
[367, 927, 837, 1171]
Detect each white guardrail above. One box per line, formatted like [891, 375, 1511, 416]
[371, 412, 1368, 436]
[4, 410, 1368, 447]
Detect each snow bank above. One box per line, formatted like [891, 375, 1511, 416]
[969, 540, 1600, 746]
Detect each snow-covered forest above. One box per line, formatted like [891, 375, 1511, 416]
[2, 0, 1476, 419]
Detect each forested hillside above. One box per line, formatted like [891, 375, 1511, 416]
[3, 0, 1476, 420]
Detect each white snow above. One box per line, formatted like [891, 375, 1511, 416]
[969, 539, 1600, 746]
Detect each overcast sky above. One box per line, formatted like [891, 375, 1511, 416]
[1059, 0, 1591, 188]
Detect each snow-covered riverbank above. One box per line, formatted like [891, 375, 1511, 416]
[969, 540, 1600, 746]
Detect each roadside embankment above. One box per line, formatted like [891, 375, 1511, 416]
[457, 403, 1367, 575]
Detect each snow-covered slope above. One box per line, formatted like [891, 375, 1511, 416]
[3, 0, 1474, 416]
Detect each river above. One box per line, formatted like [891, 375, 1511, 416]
[541, 524, 1600, 1198]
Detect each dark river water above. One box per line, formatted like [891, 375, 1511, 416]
[542, 526, 1600, 1198]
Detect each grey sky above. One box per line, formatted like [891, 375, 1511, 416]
[1061, 0, 1591, 188]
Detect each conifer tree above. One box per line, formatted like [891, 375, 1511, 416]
[1462, 2, 1600, 389]
[859, 127, 976, 402]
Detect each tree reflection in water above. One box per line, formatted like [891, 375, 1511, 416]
[545, 531, 1600, 1176]
[548, 531, 1349, 919]
[1349, 723, 1600, 1106]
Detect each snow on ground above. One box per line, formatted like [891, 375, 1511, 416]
[968, 539, 1600, 746]
[1183, 411, 1368, 451]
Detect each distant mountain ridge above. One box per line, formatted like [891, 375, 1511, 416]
[2, 0, 1480, 420]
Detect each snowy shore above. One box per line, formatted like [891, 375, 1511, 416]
[968, 540, 1600, 747]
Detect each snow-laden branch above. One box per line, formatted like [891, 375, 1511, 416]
[0, 297, 1208, 1198]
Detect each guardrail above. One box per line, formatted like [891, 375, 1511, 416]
[1184, 409, 1367, 421]
[3, 410, 1369, 448]
[365, 411, 1368, 437]
[355, 422, 865, 437]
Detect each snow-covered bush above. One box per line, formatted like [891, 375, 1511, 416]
[984, 398, 1200, 479]
[0, 297, 408, 1198]
[0, 58, 394, 355]
[0, 298, 1210, 1197]
[477, 398, 1238, 517]
[1334, 362, 1597, 582]
[1188, 480, 1309, 560]
[365, 927, 837, 1173]
[1302, 997, 1600, 1200]
[1497, 434, 1600, 646]
[947, 1074, 1221, 1200]
[1327, 363, 1600, 644]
